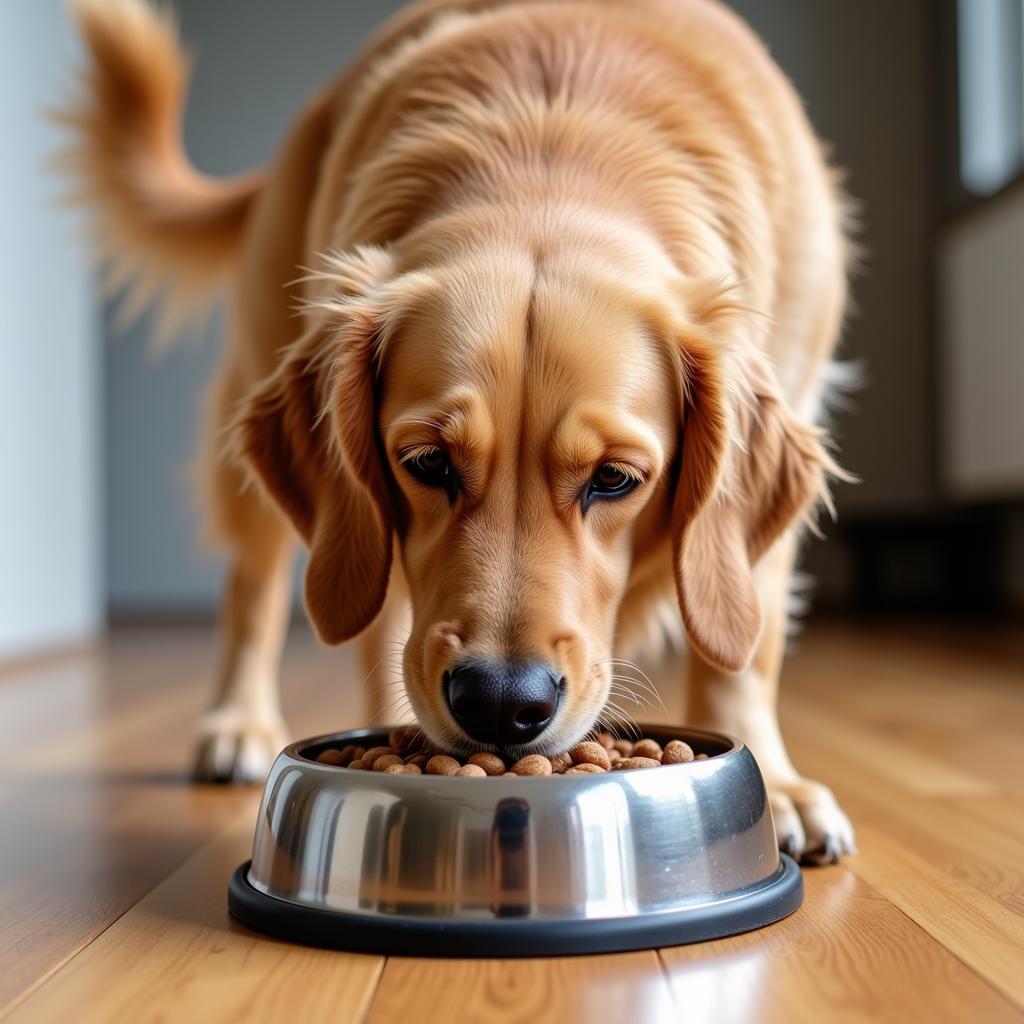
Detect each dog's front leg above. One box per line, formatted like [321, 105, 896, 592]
[685, 534, 856, 864]
[192, 488, 294, 784]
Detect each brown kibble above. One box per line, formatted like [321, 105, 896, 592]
[632, 739, 663, 761]
[334, 730, 706, 777]
[361, 745, 396, 768]
[612, 756, 661, 770]
[316, 748, 347, 766]
[425, 755, 461, 776]
[467, 752, 506, 776]
[569, 741, 611, 771]
[510, 754, 553, 776]
[662, 739, 695, 764]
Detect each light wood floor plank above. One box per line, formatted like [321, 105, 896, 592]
[781, 699, 995, 797]
[659, 868, 1023, 1024]
[2, 818, 385, 1024]
[786, 729, 1024, 918]
[782, 626, 1024, 794]
[366, 950, 677, 1023]
[0, 625, 371, 1017]
[845, 823, 1024, 1011]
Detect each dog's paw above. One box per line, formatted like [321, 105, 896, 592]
[767, 776, 856, 865]
[191, 707, 288, 784]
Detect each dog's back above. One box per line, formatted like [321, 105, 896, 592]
[62, 0, 845, 397]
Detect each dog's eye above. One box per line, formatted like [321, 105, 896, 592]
[583, 462, 642, 512]
[401, 446, 459, 503]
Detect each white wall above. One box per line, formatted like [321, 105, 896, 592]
[0, 3, 101, 657]
[940, 188, 1024, 499]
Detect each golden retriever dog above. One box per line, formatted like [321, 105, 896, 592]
[63, 0, 855, 861]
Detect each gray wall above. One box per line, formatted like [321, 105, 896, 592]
[730, 0, 932, 515]
[0, 2, 101, 657]
[105, 0, 933, 614]
[940, 187, 1024, 499]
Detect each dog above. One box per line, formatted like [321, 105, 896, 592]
[63, 0, 855, 862]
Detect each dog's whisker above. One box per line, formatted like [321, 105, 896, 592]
[606, 684, 644, 708]
[599, 658, 660, 690]
[601, 700, 642, 739]
[369, 674, 407, 692]
[359, 652, 401, 690]
[601, 660, 664, 704]
[594, 663, 664, 709]
[368, 679, 408, 700]
[360, 656, 408, 698]
[602, 679, 643, 704]
[607, 677, 660, 711]
[606, 672, 665, 710]
[369, 693, 414, 722]
[369, 700, 411, 723]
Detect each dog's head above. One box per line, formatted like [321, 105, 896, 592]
[237, 238, 830, 756]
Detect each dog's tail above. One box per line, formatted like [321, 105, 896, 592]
[55, 0, 263, 339]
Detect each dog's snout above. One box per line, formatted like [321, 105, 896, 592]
[445, 661, 563, 747]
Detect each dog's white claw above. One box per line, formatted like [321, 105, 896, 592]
[768, 777, 856, 865]
[192, 707, 288, 785]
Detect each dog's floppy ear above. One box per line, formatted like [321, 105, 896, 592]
[234, 246, 399, 644]
[669, 289, 833, 672]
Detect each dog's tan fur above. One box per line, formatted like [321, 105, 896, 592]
[64, 0, 855, 860]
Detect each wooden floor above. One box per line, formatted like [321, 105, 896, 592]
[1, 620, 1022, 1023]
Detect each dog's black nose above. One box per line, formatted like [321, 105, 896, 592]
[445, 661, 563, 747]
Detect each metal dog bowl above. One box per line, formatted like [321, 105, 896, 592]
[228, 725, 801, 956]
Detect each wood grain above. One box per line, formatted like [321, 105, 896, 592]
[660, 867, 1023, 1024]
[3, 818, 384, 1024]
[0, 625, 374, 1017]
[366, 951, 677, 1023]
[846, 824, 1024, 1010]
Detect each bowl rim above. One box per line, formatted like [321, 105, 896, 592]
[285, 723, 744, 779]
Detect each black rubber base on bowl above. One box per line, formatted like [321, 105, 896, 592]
[228, 855, 802, 957]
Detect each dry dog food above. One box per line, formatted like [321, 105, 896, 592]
[314, 726, 714, 776]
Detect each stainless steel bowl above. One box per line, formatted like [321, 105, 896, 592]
[229, 725, 801, 955]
